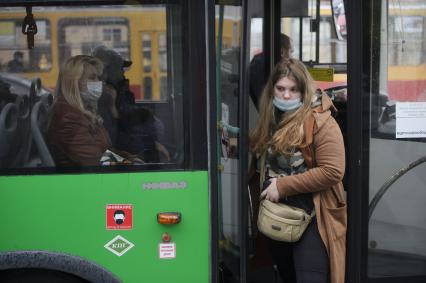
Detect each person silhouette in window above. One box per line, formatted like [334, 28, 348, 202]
[7, 51, 25, 73]
[92, 46, 169, 162]
[249, 34, 294, 110]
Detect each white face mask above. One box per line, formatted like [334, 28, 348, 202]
[81, 81, 103, 102]
[87, 81, 103, 98]
[273, 96, 303, 111]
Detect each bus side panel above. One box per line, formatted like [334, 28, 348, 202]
[0, 171, 209, 282]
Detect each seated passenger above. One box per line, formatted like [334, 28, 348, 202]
[92, 45, 133, 145]
[47, 55, 135, 166]
[125, 108, 170, 162]
[92, 45, 169, 162]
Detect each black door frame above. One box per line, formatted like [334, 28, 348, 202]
[345, 0, 368, 281]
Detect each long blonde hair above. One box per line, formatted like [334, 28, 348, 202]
[250, 59, 315, 155]
[54, 55, 103, 124]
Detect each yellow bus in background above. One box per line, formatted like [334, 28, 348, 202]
[0, 6, 167, 101]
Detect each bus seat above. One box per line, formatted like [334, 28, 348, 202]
[31, 98, 55, 167]
[9, 92, 32, 167]
[0, 103, 18, 166]
[9, 77, 45, 168]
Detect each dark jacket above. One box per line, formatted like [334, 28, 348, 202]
[249, 53, 266, 109]
[47, 96, 111, 166]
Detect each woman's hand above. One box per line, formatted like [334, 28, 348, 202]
[260, 177, 280, 202]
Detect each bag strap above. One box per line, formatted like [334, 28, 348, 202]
[259, 151, 267, 194]
[306, 207, 316, 219]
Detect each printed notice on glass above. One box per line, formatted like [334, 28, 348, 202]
[396, 102, 426, 138]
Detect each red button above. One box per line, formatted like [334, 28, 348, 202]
[162, 233, 171, 242]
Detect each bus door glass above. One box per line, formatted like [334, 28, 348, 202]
[280, 0, 348, 183]
[280, 0, 347, 90]
[215, 2, 244, 281]
[367, 0, 426, 278]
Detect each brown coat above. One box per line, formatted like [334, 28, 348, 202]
[276, 94, 347, 283]
[47, 96, 112, 166]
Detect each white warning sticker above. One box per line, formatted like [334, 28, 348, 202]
[159, 243, 176, 259]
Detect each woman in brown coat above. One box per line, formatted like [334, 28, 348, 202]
[250, 59, 346, 283]
[47, 55, 114, 166]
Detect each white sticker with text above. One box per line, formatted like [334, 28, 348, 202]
[396, 102, 426, 138]
[159, 243, 176, 259]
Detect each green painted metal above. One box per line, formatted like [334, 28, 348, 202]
[0, 171, 209, 282]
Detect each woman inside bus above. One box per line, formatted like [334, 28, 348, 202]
[47, 55, 137, 167]
[250, 59, 346, 283]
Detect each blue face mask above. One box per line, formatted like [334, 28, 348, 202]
[273, 96, 303, 111]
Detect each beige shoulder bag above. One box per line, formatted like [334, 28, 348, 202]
[257, 152, 315, 242]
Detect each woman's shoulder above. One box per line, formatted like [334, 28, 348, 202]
[308, 91, 339, 133]
[51, 97, 88, 125]
[304, 108, 340, 143]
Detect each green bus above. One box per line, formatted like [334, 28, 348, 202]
[1, 0, 425, 282]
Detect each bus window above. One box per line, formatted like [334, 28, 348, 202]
[331, 0, 346, 40]
[103, 28, 122, 43]
[281, 0, 347, 65]
[0, 4, 184, 171]
[387, 13, 425, 102]
[159, 33, 167, 72]
[57, 17, 130, 67]
[141, 33, 152, 73]
[319, 0, 346, 64]
[375, 0, 426, 138]
[140, 31, 168, 102]
[143, 76, 152, 100]
[160, 76, 167, 100]
[281, 0, 347, 90]
[368, 0, 426, 278]
[0, 17, 52, 73]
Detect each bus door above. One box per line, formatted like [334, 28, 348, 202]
[348, 0, 426, 281]
[214, 1, 248, 282]
[244, 0, 348, 281]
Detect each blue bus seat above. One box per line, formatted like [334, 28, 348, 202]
[30, 96, 55, 167]
[10, 90, 32, 167]
[0, 102, 18, 168]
